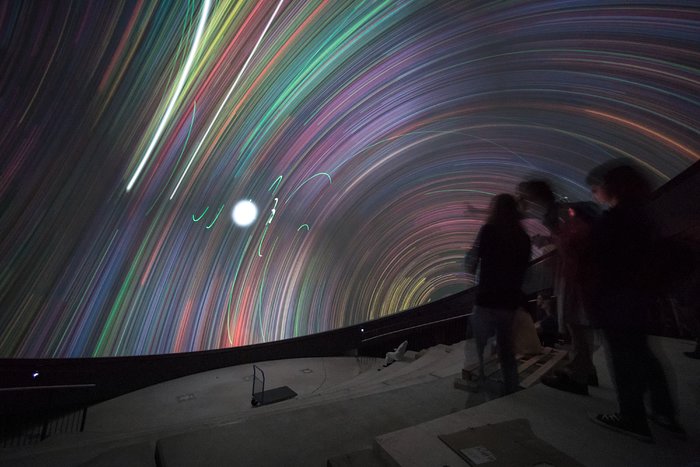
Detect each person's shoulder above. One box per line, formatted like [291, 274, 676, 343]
[479, 223, 496, 237]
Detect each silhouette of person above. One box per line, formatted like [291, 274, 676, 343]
[465, 194, 531, 395]
[516, 178, 601, 394]
[542, 201, 601, 395]
[585, 162, 684, 441]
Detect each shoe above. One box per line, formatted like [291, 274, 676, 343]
[648, 413, 687, 440]
[590, 413, 653, 443]
[541, 373, 589, 395]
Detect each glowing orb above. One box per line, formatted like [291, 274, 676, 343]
[232, 200, 258, 227]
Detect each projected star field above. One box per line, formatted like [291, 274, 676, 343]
[1, 1, 698, 357]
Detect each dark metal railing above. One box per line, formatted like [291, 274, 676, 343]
[0, 383, 95, 447]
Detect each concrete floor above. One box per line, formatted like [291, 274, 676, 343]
[0, 337, 698, 466]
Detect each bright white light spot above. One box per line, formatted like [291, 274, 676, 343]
[232, 200, 258, 227]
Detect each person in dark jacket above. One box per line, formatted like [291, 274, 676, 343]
[466, 194, 531, 394]
[586, 163, 684, 442]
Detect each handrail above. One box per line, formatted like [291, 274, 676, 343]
[360, 312, 473, 344]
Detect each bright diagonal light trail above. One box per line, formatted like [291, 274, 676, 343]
[169, 0, 285, 200]
[126, 0, 212, 192]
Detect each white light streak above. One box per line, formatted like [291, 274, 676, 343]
[169, 0, 285, 200]
[126, 0, 212, 192]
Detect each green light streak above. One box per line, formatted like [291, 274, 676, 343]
[298, 224, 310, 231]
[193, 206, 209, 221]
[269, 175, 283, 192]
[205, 204, 225, 229]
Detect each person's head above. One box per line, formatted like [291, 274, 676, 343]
[586, 159, 651, 207]
[586, 159, 629, 207]
[588, 184, 612, 206]
[517, 180, 555, 214]
[602, 164, 652, 206]
[487, 193, 521, 227]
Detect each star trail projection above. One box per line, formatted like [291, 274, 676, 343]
[1, 1, 699, 357]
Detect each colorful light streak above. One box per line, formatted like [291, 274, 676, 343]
[0, 1, 698, 358]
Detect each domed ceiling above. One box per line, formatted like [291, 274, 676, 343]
[1, 1, 698, 357]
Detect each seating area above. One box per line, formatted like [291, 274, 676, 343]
[1, 336, 697, 466]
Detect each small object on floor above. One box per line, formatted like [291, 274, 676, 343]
[648, 413, 687, 440]
[541, 373, 589, 395]
[589, 413, 653, 443]
[684, 350, 700, 360]
[383, 340, 408, 367]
